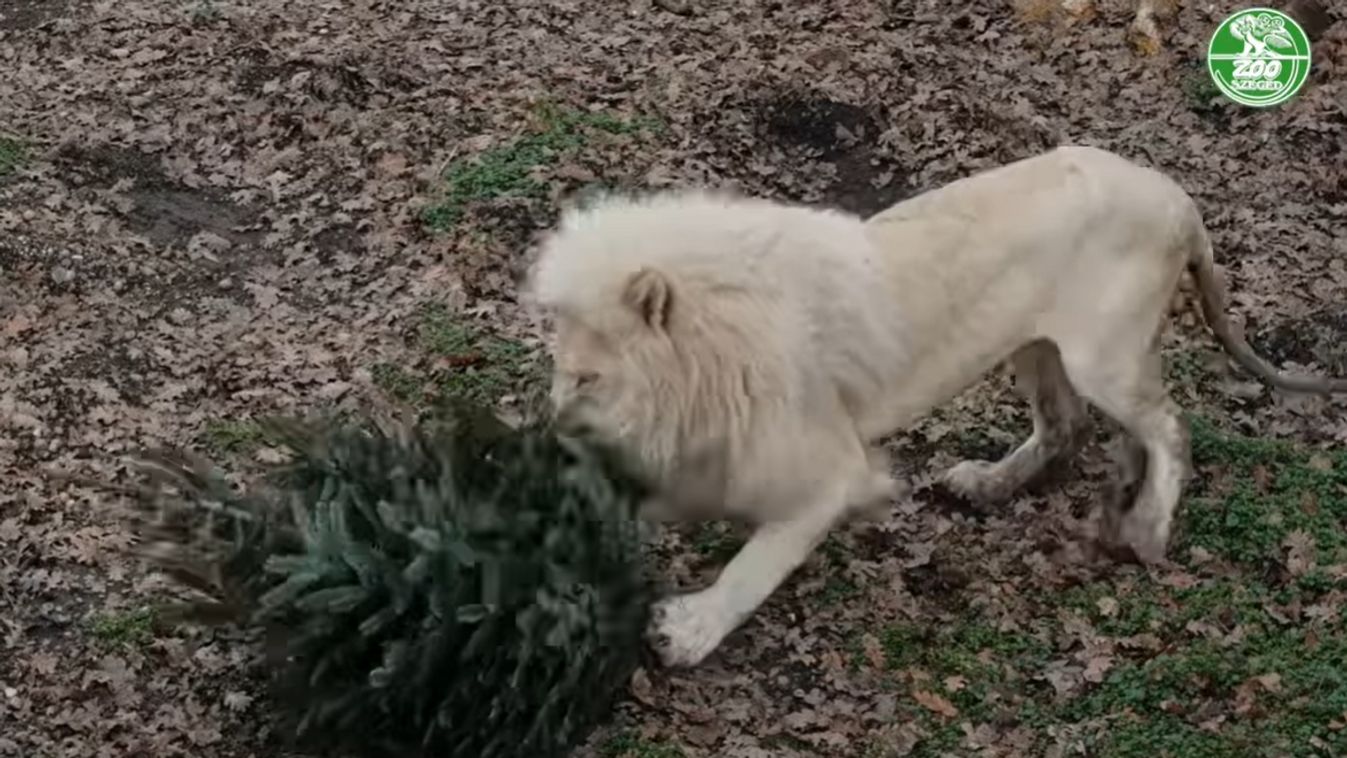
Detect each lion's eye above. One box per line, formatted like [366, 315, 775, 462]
[575, 372, 599, 389]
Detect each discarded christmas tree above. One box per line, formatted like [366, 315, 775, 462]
[121, 404, 654, 758]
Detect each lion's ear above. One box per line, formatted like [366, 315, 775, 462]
[622, 267, 673, 329]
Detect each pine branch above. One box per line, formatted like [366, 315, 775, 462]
[105, 403, 654, 758]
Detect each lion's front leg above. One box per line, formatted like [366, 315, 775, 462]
[648, 484, 849, 667]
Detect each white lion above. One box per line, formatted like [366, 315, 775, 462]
[525, 145, 1347, 668]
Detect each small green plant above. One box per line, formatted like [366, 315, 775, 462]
[422, 104, 660, 231]
[0, 136, 28, 178]
[1162, 347, 1212, 389]
[690, 522, 742, 563]
[187, 0, 221, 23]
[87, 607, 157, 649]
[1062, 577, 1267, 640]
[1181, 416, 1347, 565]
[1062, 622, 1347, 756]
[816, 534, 860, 604]
[820, 574, 859, 605]
[949, 425, 1019, 463]
[367, 305, 542, 412]
[1182, 65, 1223, 113]
[370, 362, 423, 404]
[202, 418, 273, 455]
[601, 731, 686, 758]
[880, 617, 1054, 754]
[417, 303, 539, 406]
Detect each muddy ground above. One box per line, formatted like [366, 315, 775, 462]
[2, 1, 1346, 756]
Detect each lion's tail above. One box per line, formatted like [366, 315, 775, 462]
[1187, 226, 1347, 394]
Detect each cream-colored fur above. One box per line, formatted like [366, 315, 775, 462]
[525, 145, 1347, 668]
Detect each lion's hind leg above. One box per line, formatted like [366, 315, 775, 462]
[1056, 338, 1190, 564]
[940, 339, 1092, 503]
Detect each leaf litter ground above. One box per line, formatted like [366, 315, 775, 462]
[1, 0, 1346, 756]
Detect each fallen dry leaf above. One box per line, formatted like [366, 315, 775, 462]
[912, 690, 959, 720]
[1283, 529, 1317, 577]
[1252, 464, 1273, 494]
[1255, 673, 1284, 694]
[629, 667, 656, 707]
[861, 633, 886, 670]
[222, 691, 254, 712]
[1082, 655, 1114, 684]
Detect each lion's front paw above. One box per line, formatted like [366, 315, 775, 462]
[647, 591, 732, 668]
[939, 459, 1009, 503]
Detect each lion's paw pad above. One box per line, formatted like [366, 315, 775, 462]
[647, 592, 731, 668]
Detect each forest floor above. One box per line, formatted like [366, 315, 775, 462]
[2, 0, 1347, 756]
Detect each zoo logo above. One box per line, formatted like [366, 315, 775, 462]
[1206, 8, 1311, 108]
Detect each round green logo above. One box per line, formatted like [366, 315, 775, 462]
[1207, 7, 1312, 108]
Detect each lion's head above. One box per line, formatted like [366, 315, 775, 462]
[524, 190, 788, 485]
[543, 266, 680, 451]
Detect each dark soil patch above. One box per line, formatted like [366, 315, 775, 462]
[234, 49, 372, 105]
[757, 91, 907, 217]
[761, 95, 873, 160]
[126, 187, 256, 249]
[55, 143, 261, 249]
[56, 142, 161, 185]
[311, 224, 365, 264]
[829, 150, 910, 220]
[47, 143, 272, 314]
[234, 52, 303, 96]
[915, 480, 992, 522]
[0, 0, 69, 30]
[854, 524, 903, 562]
[59, 341, 163, 407]
[901, 559, 971, 609]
